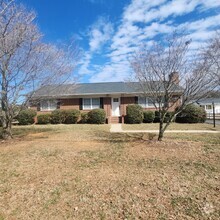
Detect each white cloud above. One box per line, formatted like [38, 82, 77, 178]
[110, 46, 138, 58]
[77, 52, 94, 75]
[80, 0, 220, 82]
[78, 17, 113, 76]
[123, 0, 220, 24]
[143, 22, 173, 38]
[181, 14, 220, 32]
[190, 30, 217, 41]
[89, 61, 131, 82]
[123, 0, 167, 23]
[200, 0, 220, 9]
[89, 17, 113, 52]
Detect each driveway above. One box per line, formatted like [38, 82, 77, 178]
[206, 119, 220, 125]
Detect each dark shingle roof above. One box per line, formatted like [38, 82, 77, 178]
[197, 97, 220, 104]
[32, 82, 183, 98]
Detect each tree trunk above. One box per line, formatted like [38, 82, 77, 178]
[158, 120, 164, 141]
[2, 120, 13, 140]
[1, 67, 13, 140]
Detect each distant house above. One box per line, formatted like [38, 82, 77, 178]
[29, 81, 183, 123]
[196, 97, 220, 118]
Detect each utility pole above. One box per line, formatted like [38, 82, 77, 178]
[212, 101, 215, 128]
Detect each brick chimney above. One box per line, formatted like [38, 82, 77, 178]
[169, 72, 179, 85]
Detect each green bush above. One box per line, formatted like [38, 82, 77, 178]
[176, 104, 206, 123]
[125, 104, 143, 124]
[165, 111, 175, 122]
[154, 111, 174, 123]
[37, 114, 51, 124]
[143, 111, 155, 123]
[81, 112, 89, 123]
[64, 109, 80, 124]
[51, 109, 80, 124]
[87, 109, 106, 124]
[50, 110, 66, 124]
[153, 111, 160, 123]
[17, 109, 37, 125]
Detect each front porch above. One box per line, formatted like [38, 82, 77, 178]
[107, 116, 124, 124]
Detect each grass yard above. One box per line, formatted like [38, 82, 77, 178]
[0, 124, 220, 219]
[122, 122, 220, 131]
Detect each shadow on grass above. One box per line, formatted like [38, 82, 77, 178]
[0, 126, 55, 139]
[168, 133, 220, 144]
[87, 130, 145, 143]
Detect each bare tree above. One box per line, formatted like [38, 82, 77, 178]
[202, 31, 220, 86]
[0, 1, 78, 139]
[131, 32, 218, 141]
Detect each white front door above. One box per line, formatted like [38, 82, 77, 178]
[112, 97, 120, 116]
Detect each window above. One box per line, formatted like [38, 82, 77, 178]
[40, 100, 57, 111]
[92, 98, 100, 109]
[83, 98, 91, 110]
[147, 98, 155, 107]
[206, 105, 212, 110]
[83, 98, 100, 110]
[138, 97, 147, 108]
[138, 97, 157, 108]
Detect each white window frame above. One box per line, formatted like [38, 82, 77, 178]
[138, 97, 157, 108]
[205, 105, 212, 110]
[83, 98, 100, 110]
[40, 100, 57, 111]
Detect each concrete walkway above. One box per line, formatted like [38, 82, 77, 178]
[110, 124, 123, 132]
[206, 119, 220, 125]
[110, 124, 220, 133]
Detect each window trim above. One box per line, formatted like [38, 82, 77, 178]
[40, 100, 57, 111]
[82, 98, 100, 110]
[205, 105, 212, 110]
[201, 104, 213, 110]
[138, 97, 156, 108]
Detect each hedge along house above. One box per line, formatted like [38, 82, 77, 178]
[29, 80, 183, 124]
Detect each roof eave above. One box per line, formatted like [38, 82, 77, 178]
[31, 90, 183, 100]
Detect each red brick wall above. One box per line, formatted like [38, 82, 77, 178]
[120, 97, 135, 116]
[30, 106, 37, 111]
[60, 98, 80, 110]
[31, 96, 180, 118]
[103, 97, 111, 117]
[120, 96, 180, 115]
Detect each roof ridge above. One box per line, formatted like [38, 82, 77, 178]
[42, 82, 127, 86]
[76, 81, 125, 85]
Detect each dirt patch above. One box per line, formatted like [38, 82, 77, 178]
[127, 139, 203, 161]
[27, 132, 48, 138]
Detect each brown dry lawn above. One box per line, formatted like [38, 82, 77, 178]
[0, 124, 220, 219]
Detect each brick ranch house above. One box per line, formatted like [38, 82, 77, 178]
[29, 79, 182, 124]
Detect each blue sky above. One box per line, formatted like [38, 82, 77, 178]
[19, 0, 220, 83]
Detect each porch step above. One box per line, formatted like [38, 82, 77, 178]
[109, 116, 121, 124]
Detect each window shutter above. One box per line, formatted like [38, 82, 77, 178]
[37, 102, 41, 111]
[135, 96, 138, 104]
[57, 101, 61, 109]
[100, 98, 104, 109]
[79, 98, 83, 110]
